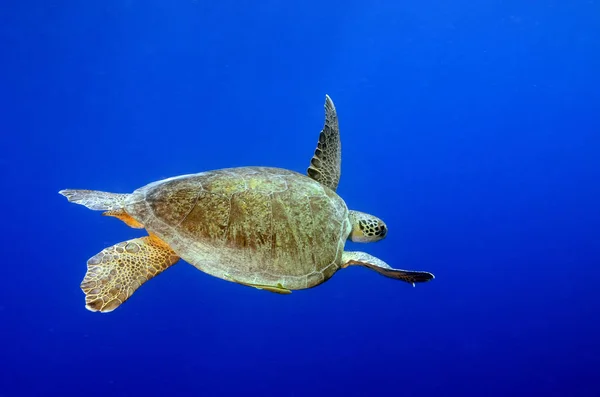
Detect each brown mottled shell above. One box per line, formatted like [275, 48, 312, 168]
[124, 167, 351, 290]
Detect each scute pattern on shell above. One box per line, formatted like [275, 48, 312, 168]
[125, 167, 350, 289]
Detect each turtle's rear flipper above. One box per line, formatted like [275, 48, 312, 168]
[59, 189, 129, 211]
[341, 251, 434, 287]
[81, 235, 180, 313]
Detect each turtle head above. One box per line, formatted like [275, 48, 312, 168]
[347, 210, 388, 243]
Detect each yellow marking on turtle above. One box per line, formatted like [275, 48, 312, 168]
[102, 209, 144, 228]
[224, 273, 292, 294]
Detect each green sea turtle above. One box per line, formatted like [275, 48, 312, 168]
[60, 95, 434, 313]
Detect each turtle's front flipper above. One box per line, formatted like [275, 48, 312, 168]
[81, 235, 180, 312]
[307, 94, 341, 191]
[342, 251, 434, 286]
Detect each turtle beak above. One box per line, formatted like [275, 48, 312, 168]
[375, 221, 387, 240]
[378, 222, 387, 238]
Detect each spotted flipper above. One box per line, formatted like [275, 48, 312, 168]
[307, 94, 341, 191]
[224, 274, 292, 294]
[341, 251, 434, 286]
[80, 235, 180, 312]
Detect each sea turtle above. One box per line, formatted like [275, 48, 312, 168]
[60, 95, 434, 313]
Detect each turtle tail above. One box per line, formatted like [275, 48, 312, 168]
[59, 189, 129, 211]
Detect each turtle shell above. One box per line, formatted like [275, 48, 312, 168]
[124, 167, 351, 289]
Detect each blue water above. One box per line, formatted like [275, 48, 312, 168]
[2, 1, 600, 396]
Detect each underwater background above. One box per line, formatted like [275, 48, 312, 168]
[2, 1, 600, 396]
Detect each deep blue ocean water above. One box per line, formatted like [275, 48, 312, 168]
[2, 1, 599, 396]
